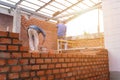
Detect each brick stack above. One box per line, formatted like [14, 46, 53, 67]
[0, 31, 109, 80]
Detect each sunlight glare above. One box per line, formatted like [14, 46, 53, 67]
[66, 9, 103, 36]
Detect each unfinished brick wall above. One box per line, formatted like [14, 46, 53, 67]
[0, 31, 28, 52]
[0, 13, 13, 32]
[21, 16, 57, 50]
[0, 31, 109, 80]
[68, 38, 104, 48]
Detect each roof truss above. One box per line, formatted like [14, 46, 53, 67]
[0, 0, 102, 23]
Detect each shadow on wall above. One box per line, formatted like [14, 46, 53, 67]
[0, 13, 13, 32]
[20, 15, 57, 50]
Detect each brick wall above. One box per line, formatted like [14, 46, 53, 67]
[69, 38, 104, 48]
[20, 16, 57, 50]
[0, 31, 28, 52]
[0, 31, 109, 80]
[0, 13, 13, 32]
[0, 14, 104, 50]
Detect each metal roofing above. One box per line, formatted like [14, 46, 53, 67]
[0, 0, 102, 22]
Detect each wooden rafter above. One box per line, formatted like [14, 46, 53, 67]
[65, 2, 102, 23]
[15, 0, 25, 7]
[36, 0, 55, 12]
[49, 0, 83, 20]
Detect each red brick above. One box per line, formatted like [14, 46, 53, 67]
[67, 54, 73, 58]
[74, 63, 78, 67]
[8, 59, 18, 65]
[59, 58, 64, 62]
[56, 54, 62, 58]
[9, 73, 19, 79]
[11, 66, 21, 72]
[72, 54, 78, 58]
[32, 65, 39, 70]
[0, 31, 8, 37]
[40, 76, 47, 80]
[20, 46, 28, 52]
[55, 74, 61, 79]
[37, 70, 45, 76]
[60, 69, 65, 73]
[75, 58, 79, 62]
[30, 59, 35, 64]
[41, 53, 48, 58]
[0, 52, 10, 58]
[32, 53, 40, 58]
[48, 53, 56, 58]
[68, 63, 73, 67]
[61, 54, 68, 58]
[9, 33, 19, 39]
[66, 68, 70, 72]
[67, 72, 73, 77]
[56, 64, 61, 68]
[48, 64, 54, 69]
[61, 73, 67, 78]
[0, 59, 6, 66]
[11, 53, 21, 58]
[48, 75, 54, 80]
[23, 65, 31, 71]
[12, 39, 21, 45]
[46, 70, 52, 75]
[52, 59, 58, 63]
[71, 58, 75, 62]
[0, 74, 7, 80]
[0, 45, 7, 50]
[45, 59, 51, 63]
[40, 64, 47, 69]
[0, 38, 11, 44]
[19, 59, 28, 64]
[53, 69, 59, 74]
[30, 71, 35, 77]
[23, 53, 31, 58]
[20, 72, 29, 78]
[0, 66, 9, 72]
[8, 45, 18, 51]
[36, 59, 44, 64]
[65, 59, 71, 62]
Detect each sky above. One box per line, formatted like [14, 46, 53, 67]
[66, 9, 104, 36]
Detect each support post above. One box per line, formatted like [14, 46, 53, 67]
[12, 7, 21, 33]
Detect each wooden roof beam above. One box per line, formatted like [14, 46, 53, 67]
[36, 0, 55, 12]
[65, 2, 102, 22]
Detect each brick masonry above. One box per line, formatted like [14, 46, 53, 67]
[68, 38, 104, 48]
[0, 31, 109, 80]
[0, 31, 28, 52]
[20, 15, 57, 50]
[0, 13, 104, 50]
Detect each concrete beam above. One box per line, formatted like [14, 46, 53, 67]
[0, 6, 14, 16]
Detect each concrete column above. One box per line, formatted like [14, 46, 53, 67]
[12, 7, 21, 33]
[102, 0, 120, 80]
